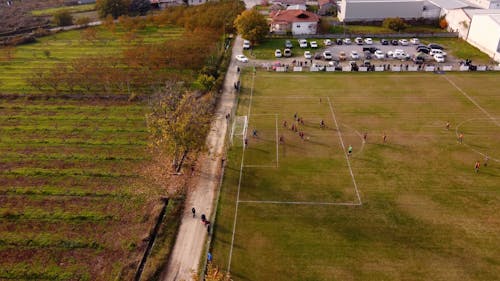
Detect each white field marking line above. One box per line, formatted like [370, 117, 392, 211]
[455, 118, 500, 163]
[443, 75, 500, 127]
[238, 200, 361, 206]
[251, 113, 280, 116]
[243, 165, 277, 168]
[275, 114, 279, 168]
[227, 71, 256, 272]
[327, 97, 362, 205]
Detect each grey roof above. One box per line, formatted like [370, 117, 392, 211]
[427, 0, 478, 10]
[464, 8, 500, 17]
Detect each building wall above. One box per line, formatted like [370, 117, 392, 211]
[422, 0, 441, 19]
[445, 9, 471, 38]
[467, 0, 500, 9]
[291, 21, 318, 34]
[467, 15, 500, 62]
[338, 0, 424, 22]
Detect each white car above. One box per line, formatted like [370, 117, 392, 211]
[342, 38, 351, 45]
[430, 49, 447, 57]
[398, 39, 409, 46]
[283, 48, 292, 57]
[434, 54, 445, 62]
[235, 54, 248, 63]
[323, 50, 333, 60]
[374, 50, 385, 59]
[304, 51, 312, 59]
[355, 37, 363, 45]
[324, 39, 332, 46]
[299, 39, 308, 48]
[364, 38, 373, 45]
[350, 50, 360, 60]
[410, 38, 420, 45]
[243, 40, 251, 49]
[310, 41, 318, 48]
[275, 49, 282, 58]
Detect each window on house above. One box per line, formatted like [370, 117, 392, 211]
[296, 25, 301, 28]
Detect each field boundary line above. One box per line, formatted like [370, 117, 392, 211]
[238, 200, 361, 206]
[243, 165, 277, 168]
[227, 70, 256, 272]
[443, 76, 500, 127]
[275, 114, 279, 168]
[327, 97, 362, 205]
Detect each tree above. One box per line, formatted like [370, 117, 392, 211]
[439, 16, 448, 29]
[234, 9, 268, 44]
[147, 83, 213, 169]
[129, 0, 150, 16]
[192, 263, 231, 281]
[53, 10, 73, 26]
[96, 0, 130, 19]
[382, 17, 408, 32]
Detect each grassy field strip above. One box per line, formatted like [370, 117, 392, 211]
[31, 4, 96, 16]
[0, 139, 147, 146]
[442, 76, 500, 127]
[327, 96, 362, 205]
[0, 168, 139, 178]
[0, 186, 129, 198]
[0, 152, 147, 161]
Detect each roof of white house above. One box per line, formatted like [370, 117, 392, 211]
[427, 0, 479, 10]
[343, 0, 422, 2]
[464, 8, 500, 17]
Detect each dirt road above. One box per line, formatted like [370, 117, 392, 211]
[160, 36, 243, 281]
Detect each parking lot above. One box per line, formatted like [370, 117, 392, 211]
[257, 38, 462, 67]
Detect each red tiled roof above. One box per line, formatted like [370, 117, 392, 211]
[270, 10, 320, 23]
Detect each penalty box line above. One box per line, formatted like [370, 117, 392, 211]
[238, 200, 361, 206]
[327, 97, 363, 205]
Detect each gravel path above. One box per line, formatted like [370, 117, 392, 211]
[160, 36, 243, 281]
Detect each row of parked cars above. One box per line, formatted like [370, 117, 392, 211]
[288, 37, 422, 48]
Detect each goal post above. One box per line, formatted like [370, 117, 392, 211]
[230, 115, 248, 146]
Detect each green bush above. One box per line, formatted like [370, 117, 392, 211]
[382, 17, 408, 32]
[53, 10, 74, 26]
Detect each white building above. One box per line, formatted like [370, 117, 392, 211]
[270, 10, 320, 35]
[467, 0, 500, 8]
[338, 0, 425, 22]
[467, 13, 500, 61]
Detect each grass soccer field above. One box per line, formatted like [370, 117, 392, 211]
[211, 71, 500, 280]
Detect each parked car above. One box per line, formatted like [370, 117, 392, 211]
[275, 49, 282, 58]
[363, 47, 378, 53]
[314, 52, 322, 60]
[410, 38, 420, 45]
[304, 51, 312, 59]
[355, 37, 363, 45]
[343, 38, 352, 45]
[243, 40, 251, 50]
[285, 40, 293, 48]
[388, 49, 409, 60]
[336, 38, 343, 45]
[350, 50, 360, 60]
[391, 39, 399, 46]
[235, 54, 248, 62]
[310, 41, 318, 48]
[398, 39, 409, 46]
[339, 51, 347, 60]
[284, 48, 292, 57]
[324, 39, 332, 46]
[299, 39, 308, 48]
[430, 49, 447, 56]
[428, 43, 444, 50]
[434, 53, 445, 62]
[413, 56, 425, 64]
[364, 38, 373, 45]
[363, 60, 371, 67]
[380, 38, 389, 45]
[323, 50, 333, 60]
[374, 50, 385, 59]
[416, 45, 431, 54]
[364, 51, 372, 59]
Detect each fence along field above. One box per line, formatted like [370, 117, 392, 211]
[211, 71, 500, 280]
[0, 24, 182, 280]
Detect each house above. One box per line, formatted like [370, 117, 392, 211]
[272, 0, 307, 7]
[338, 0, 425, 22]
[318, 0, 336, 16]
[466, 12, 500, 62]
[270, 9, 320, 35]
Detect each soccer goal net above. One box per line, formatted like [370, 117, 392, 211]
[230, 115, 248, 146]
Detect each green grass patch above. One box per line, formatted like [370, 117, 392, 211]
[211, 71, 500, 280]
[31, 4, 96, 16]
